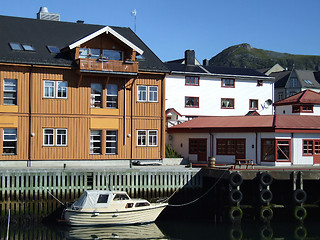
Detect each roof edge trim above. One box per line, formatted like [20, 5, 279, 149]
[68, 26, 144, 55]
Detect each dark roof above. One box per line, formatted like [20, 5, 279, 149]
[165, 62, 207, 74]
[271, 71, 291, 88]
[204, 65, 267, 77]
[0, 15, 168, 72]
[166, 61, 269, 78]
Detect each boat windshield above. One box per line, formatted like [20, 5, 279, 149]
[113, 194, 129, 201]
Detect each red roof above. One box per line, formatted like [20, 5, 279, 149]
[274, 90, 320, 106]
[168, 115, 320, 133]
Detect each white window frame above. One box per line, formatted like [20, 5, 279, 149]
[56, 81, 68, 99]
[106, 84, 118, 109]
[148, 130, 158, 146]
[137, 130, 147, 146]
[3, 79, 17, 105]
[44, 80, 55, 98]
[3, 128, 17, 155]
[90, 130, 102, 154]
[106, 130, 118, 154]
[43, 128, 54, 146]
[137, 85, 147, 102]
[56, 128, 67, 146]
[91, 83, 103, 108]
[148, 86, 158, 102]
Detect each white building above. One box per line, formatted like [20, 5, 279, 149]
[165, 50, 275, 121]
[167, 115, 320, 166]
[274, 89, 320, 116]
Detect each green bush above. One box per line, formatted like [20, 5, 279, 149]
[165, 145, 181, 158]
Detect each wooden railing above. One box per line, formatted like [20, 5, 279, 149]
[76, 58, 139, 73]
[0, 168, 203, 217]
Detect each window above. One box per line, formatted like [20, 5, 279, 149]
[22, 44, 35, 51]
[106, 84, 118, 108]
[9, 43, 23, 51]
[148, 86, 158, 102]
[3, 129, 17, 155]
[56, 81, 68, 98]
[290, 78, 298, 88]
[249, 99, 258, 110]
[44, 81, 55, 98]
[186, 76, 199, 86]
[97, 194, 109, 203]
[148, 130, 158, 146]
[137, 86, 147, 102]
[3, 79, 17, 105]
[79, 48, 89, 58]
[257, 80, 263, 86]
[292, 105, 313, 113]
[303, 140, 313, 156]
[261, 139, 275, 162]
[56, 129, 67, 146]
[90, 130, 102, 154]
[137, 130, 147, 146]
[43, 128, 54, 146]
[102, 50, 123, 61]
[278, 92, 283, 101]
[185, 97, 199, 108]
[47, 46, 60, 53]
[91, 83, 102, 108]
[221, 78, 235, 87]
[276, 139, 291, 162]
[304, 79, 313, 85]
[221, 98, 234, 109]
[106, 130, 118, 154]
[216, 139, 245, 156]
[44, 80, 68, 99]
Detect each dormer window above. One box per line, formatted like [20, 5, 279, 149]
[79, 48, 124, 61]
[102, 50, 123, 61]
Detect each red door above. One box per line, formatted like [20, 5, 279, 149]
[314, 140, 320, 164]
[189, 138, 207, 162]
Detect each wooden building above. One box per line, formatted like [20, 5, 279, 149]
[0, 15, 169, 167]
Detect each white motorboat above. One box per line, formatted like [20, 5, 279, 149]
[63, 190, 168, 226]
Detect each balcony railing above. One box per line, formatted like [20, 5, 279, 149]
[76, 58, 139, 74]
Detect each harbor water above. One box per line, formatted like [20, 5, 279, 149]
[1, 219, 320, 239]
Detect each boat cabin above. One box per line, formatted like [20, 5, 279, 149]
[71, 190, 150, 211]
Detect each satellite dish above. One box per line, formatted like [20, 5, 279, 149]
[262, 99, 273, 109]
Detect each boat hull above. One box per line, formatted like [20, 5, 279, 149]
[64, 204, 167, 226]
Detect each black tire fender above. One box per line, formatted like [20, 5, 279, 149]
[229, 172, 243, 187]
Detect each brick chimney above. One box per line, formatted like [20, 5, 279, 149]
[185, 50, 195, 65]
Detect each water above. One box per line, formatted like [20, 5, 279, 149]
[2, 220, 320, 239]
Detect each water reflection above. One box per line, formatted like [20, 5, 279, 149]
[2, 220, 320, 239]
[61, 223, 165, 240]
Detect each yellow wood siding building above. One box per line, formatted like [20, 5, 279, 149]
[0, 15, 168, 166]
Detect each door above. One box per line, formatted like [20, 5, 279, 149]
[235, 139, 246, 159]
[314, 140, 320, 164]
[189, 138, 207, 162]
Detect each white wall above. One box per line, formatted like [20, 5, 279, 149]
[165, 74, 274, 117]
[275, 104, 320, 116]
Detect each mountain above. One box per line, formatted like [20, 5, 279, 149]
[209, 43, 320, 71]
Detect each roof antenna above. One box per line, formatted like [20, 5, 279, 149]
[131, 9, 137, 33]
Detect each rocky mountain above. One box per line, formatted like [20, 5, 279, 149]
[209, 43, 320, 71]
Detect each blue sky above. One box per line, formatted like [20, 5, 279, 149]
[1, 0, 320, 62]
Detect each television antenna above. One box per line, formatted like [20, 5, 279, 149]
[131, 9, 137, 33]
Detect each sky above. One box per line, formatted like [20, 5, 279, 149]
[1, 0, 320, 63]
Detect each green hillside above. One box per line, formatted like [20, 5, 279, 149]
[209, 43, 320, 71]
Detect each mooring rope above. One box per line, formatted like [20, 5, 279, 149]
[167, 169, 229, 207]
[43, 187, 65, 206]
[6, 209, 10, 240]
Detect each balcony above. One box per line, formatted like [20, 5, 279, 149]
[76, 58, 139, 75]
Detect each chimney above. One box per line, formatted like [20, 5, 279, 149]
[203, 59, 209, 66]
[185, 50, 195, 65]
[77, 20, 84, 24]
[37, 7, 60, 21]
